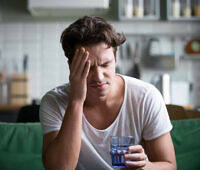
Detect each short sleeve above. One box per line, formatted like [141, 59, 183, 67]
[39, 93, 63, 134]
[142, 86, 172, 141]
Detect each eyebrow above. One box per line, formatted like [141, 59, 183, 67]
[90, 59, 113, 68]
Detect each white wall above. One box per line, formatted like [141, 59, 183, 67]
[0, 22, 71, 100]
[0, 21, 200, 106]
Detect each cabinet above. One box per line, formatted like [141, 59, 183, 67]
[0, 5, 2, 22]
[167, 0, 200, 20]
[118, 0, 160, 20]
[118, 0, 200, 21]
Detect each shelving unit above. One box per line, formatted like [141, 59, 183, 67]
[167, 0, 200, 21]
[118, 0, 160, 21]
[118, 0, 200, 21]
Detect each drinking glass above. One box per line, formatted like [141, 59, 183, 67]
[110, 136, 135, 167]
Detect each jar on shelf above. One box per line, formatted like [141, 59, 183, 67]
[172, 0, 181, 18]
[124, 0, 133, 18]
[134, 0, 144, 17]
[194, 0, 200, 17]
[182, 0, 192, 17]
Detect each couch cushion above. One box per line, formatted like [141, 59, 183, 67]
[171, 118, 200, 170]
[0, 122, 44, 170]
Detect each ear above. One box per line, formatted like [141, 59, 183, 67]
[112, 47, 117, 61]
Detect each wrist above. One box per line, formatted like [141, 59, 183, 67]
[144, 161, 152, 170]
[69, 98, 84, 106]
[69, 94, 85, 105]
[68, 99, 84, 109]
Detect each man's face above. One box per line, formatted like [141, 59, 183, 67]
[84, 42, 116, 99]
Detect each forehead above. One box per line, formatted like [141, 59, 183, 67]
[84, 42, 114, 63]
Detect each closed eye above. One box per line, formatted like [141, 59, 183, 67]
[100, 61, 111, 67]
[101, 63, 109, 67]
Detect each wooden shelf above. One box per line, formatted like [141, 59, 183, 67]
[181, 54, 200, 60]
[119, 16, 159, 21]
[168, 17, 200, 21]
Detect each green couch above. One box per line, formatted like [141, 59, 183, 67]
[0, 119, 200, 170]
[0, 123, 44, 170]
[171, 118, 200, 170]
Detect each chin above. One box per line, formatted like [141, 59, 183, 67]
[88, 86, 110, 99]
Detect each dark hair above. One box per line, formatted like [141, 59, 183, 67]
[60, 16, 126, 62]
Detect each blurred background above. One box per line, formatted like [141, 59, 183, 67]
[0, 0, 200, 121]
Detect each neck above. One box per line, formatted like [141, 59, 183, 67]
[84, 89, 112, 108]
[84, 96, 108, 108]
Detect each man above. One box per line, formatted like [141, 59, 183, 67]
[39, 16, 176, 170]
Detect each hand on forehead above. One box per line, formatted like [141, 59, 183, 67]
[75, 43, 114, 65]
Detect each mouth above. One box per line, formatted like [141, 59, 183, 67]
[90, 83, 107, 90]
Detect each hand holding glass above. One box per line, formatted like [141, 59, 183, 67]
[110, 136, 135, 167]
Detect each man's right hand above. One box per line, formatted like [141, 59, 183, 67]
[69, 47, 90, 104]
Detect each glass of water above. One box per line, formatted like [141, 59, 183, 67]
[110, 136, 135, 167]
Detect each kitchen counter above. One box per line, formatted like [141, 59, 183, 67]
[0, 104, 24, 111]
[0, 105, 24, 122]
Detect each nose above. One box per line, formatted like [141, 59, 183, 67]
[92, 67, 104, 83]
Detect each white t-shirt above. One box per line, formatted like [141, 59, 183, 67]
[39, 75, 172, 170]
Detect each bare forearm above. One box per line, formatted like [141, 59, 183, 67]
[145, 161, 177, 170]
[44, 101, 83, 170]
[43, 47, 90, 170]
